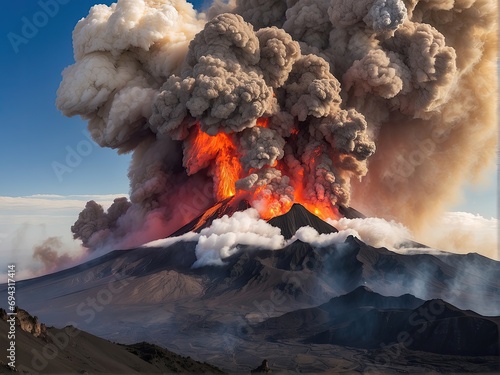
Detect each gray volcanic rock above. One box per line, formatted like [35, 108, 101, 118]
[250, 359, 271, 373]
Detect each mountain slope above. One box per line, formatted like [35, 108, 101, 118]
[170, 196, 251, 237]
[2, 204, 500, 372]
[304, 298, 500, 356]
[267, 203, 338, 239]
[0, 308, 223, 374]
[254, 288, 499, 356]
[255, 286, 424, 338]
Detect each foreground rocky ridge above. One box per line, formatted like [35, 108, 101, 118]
[0, 309, 224, 374]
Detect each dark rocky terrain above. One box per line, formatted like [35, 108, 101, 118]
[1, 203, 499, 373]
[268, 203, 338, 239]
[170, 196, 251, 236]
[254, 286, 499, 356]
[0, 308, 224, 374]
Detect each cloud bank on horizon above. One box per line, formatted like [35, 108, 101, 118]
[0, 194, 126, 280]
[54, 0, 497, 257]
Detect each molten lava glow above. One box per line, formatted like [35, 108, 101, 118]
[215, 137, 241, 199]
[300, 201, 340, 221]
[246, 154, 341, 221]
[247, 178, 340, 220]
[186, 120, 340, 220]
[184, 124, 241, 201]
[256, 117, 269, 128]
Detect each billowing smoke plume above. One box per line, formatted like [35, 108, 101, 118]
[57, 0, 497, 250]
[32, 237, 76, 273]
[71, 198, 131, 248]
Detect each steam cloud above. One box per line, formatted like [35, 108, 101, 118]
[143, 208, 379, 267]
[57, 0, 497, 251]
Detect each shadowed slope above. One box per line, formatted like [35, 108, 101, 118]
[254, 287, 500, 356]
[0, 309, 224, 374]
[170, 197, 251, 237]
[268, 203, 338, 239]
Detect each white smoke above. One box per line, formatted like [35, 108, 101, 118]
[143, 208, 286, 266]
[290, 226, 358, 247]
[328, 216, 412, 249]
[143, 207, 415, 266]
[193, 209, 286, 266]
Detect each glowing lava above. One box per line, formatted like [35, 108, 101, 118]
[256, 117, 269, 128]
[215, 137, 241, 199]
[185, 120, 340, 221]
[184, 124, 241, 201]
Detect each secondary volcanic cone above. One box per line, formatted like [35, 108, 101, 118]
[56, 0, 498, 251]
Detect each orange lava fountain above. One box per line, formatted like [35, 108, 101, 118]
[185, 120, 340, 220]
[184, 124, 241, 201]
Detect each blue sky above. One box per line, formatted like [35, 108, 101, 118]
[0, 1, 497, 277]
[1, 1, 131, 196]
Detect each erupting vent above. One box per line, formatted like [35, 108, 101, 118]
[57, 0, 496, 252]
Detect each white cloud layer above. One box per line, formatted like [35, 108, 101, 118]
[0, 194, 126, 214]
[145, 209, 499, 265]
[419, 211, 498, 260]
[144, 208, 286, 267]
[327, 217, 412, 249]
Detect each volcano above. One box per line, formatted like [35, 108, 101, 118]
[268, 203, 338, 239]
[24, 0, 497, 371]
[4, 203, 500, 373]
[170, 197, 345, 238]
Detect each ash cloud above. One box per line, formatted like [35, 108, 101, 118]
[57, 0, 497, 251]
[32, 237, 77, 274]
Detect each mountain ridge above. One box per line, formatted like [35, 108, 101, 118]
[267, 203, 339, 239]
[2, 203, 500, 372]
[0, 308, 224, 374]
[252, 287, 499, 356]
